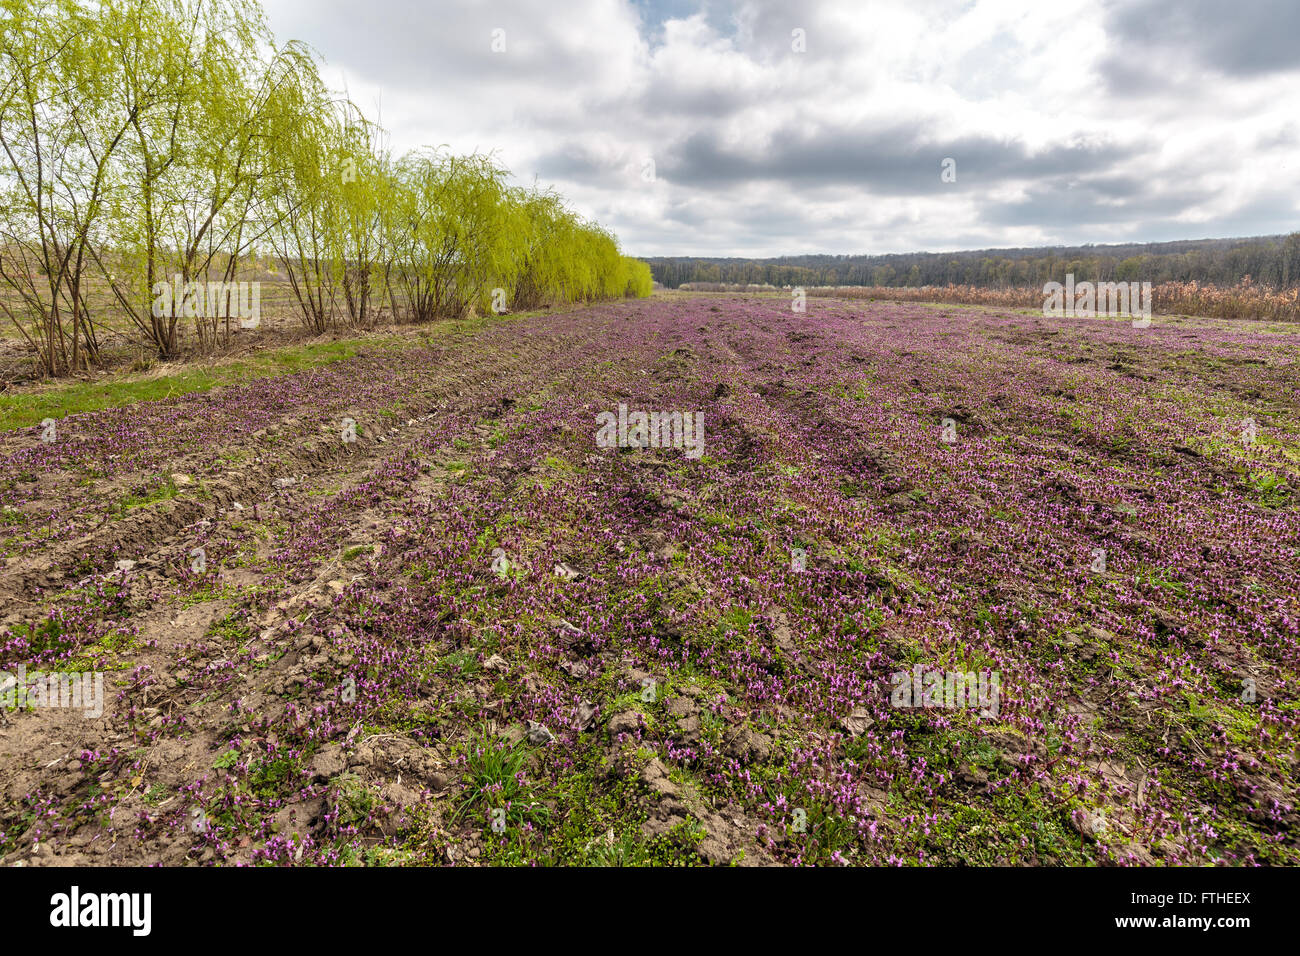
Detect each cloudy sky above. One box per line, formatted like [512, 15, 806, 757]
[260, 0, 1300, 257]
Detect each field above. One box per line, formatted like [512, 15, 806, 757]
[1, 293, 1297, 867]
[675, 281, 1300, 323]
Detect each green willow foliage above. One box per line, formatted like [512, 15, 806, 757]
[0, 0, 650, 375]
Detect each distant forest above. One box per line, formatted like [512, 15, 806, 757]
[645, 234, 1300, 289]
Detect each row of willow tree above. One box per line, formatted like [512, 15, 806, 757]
[0, 0, 652, 376]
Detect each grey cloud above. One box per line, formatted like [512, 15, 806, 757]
[533, 145, 636, 188]
[657, 125, 1140, 192]
[1099, 0, 1300, 95]
[1146, 189, 1300, 239]
[1107, 0, 1300, 77]
[982, 178, 1215, 229]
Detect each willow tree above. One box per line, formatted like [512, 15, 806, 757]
[0, 0, 139, 375]
[620, 257, 653, 297]
[95, 0, 277, 356]
[262, 44, 347, 334]
[331, 105, 391, 329]
[163, 0, 291, 350]
[388, 150, 527, 321]
[510, 187, 576, 310]
[92, 0, 201, 358]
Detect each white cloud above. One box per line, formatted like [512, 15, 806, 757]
[261, 0, 1300, 256]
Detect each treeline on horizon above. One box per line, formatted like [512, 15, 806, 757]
[0, 0, 651, 378]
[647, 234, 1300, 290]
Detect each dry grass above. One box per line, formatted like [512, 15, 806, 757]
[679, 279, 1300, 321]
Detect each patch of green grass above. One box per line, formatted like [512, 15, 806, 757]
[178, 583, 239, 608]
[580, 820, 705, 867]
[701, 510, 740, 530]
[116, 474, 180, 514]
[924, 787, 1093, 865]
[434, 649, 482, 679]
[8, 616, 73, 656]
[1249, 469, 1291, 505]
[330, 773, 381, 831]
[0, 336, 406, 432]
[204, 612, 252, 644]
[63, 627, 143, 671]
[244, 753, 303, 800]
[453, 731, 550, 829]
[465, 742, 710, 866]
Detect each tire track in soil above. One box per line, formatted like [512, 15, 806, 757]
[0, 305, 647, 864]
[3, 301, 793, 866]
[4, 295, 1298, 866]
[0, 322, 607, 605]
